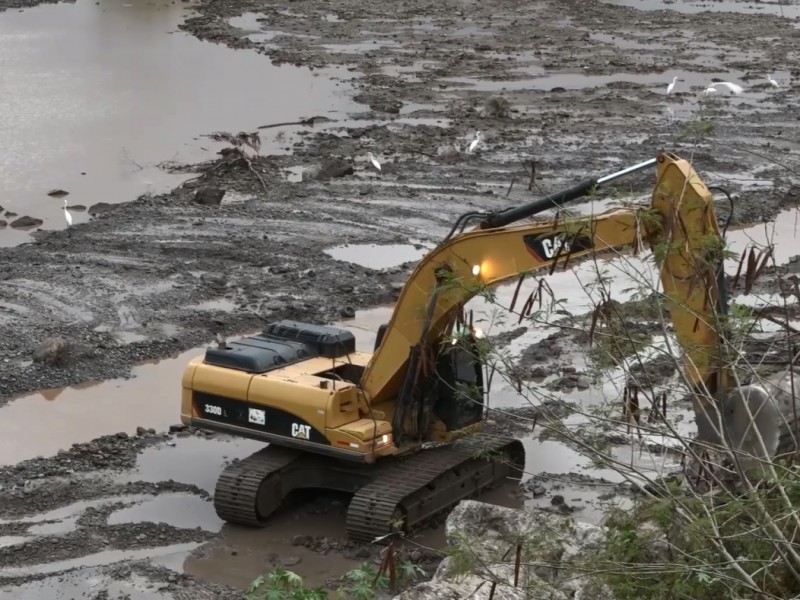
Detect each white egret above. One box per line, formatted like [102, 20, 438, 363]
[367, 152, 381, 171]
[666, 76, 678, 95]
[705, 81, 744, 95]
[767, 74, 779, 88]
[63, 198, 72, 227]
[467, 131, 481, 153]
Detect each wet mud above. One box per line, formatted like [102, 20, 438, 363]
[1, 0, 799, 596]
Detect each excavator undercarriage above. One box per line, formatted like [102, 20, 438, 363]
[214, 432, 524, 543]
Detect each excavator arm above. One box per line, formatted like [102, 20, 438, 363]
[360, 152, 733, 442]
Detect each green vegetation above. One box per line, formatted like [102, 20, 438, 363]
[247, 560, 426, 600]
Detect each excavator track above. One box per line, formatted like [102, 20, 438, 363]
[346, 433, 525, 543]
[212, 433, 524, 541]
[213, 445, 302, 526]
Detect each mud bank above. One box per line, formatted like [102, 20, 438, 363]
[1, 0, 799, 597]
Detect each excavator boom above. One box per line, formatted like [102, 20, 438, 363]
[363, 152, 730, 442]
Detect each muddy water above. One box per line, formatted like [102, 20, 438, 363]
[0, 346, 203, 465]
[0, 0, 356, 247]
[324, 242, 431, 269]
[726, 207, 800, 266]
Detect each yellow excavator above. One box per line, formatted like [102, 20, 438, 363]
[180, 152, 734, 542]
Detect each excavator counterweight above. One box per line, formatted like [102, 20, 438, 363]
[181, 152, 733, 542]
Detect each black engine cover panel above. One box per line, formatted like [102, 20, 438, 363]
[204, 320, 356, 374]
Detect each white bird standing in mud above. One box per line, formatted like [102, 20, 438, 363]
[467, 131, 481, 153]
[767, 74, 780, 88]
[63, 198, 72, 228]
[666, 76, 678, 95]
[704, 81, 744, 95]
[367, 152, 381, 171]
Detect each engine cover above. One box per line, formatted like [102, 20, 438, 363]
[204, 320, 356, 374]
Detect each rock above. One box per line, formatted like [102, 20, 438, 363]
[575, 375, 591, 390]
[483, 96, 511, 118]
[369, 98, 403, 114]
[10, 215, 44, 229]
[88, 202, 115, 215]
[193, 187, 226, 206]
[169, 424, 188, 433]
[394, 500, 605, 599]
[525, 481, 547, 498]
[32, 337, 70, 366]
[47, 189, 69, 198]
[136, 426, 148, 436]
[339, 306, 355, 318]
[393, 575, 529, 599]
[302, 159, 354, 181]
[529, 365, 548, 379]
[200, 273, 227, 288]
[281, 556, 302, 567]
[291, 535, 312, 547]
[0, 220, 6, 228]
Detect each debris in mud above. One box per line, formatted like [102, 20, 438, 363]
[545, 367, 593, 392]
[193, 187, 227, 206]
[518, 331, 564, 364]
[32, 337, 70, 367]
[484, 402, 576, 437]
[487, 326, 527, 349]
[302, 158, 355, 181]
[627, 353, 677, 389]
[354, 91, 403, 114]
[549, 494, 577, 514]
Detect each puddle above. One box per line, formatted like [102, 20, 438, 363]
[601, 0, 800, 19]
[0, 0, 356, 247]
[725, 207, 800, 266]
[0, 536, 29, 548]
[0, 346, 205, 466]
[119, 436, 265, 494]
[284, 165, 305, 183]
[27, 516, 80, 537]
[184, 482, 522, 590]
[0, 543, 201, 579]
[324, 243, 429, 269]
[227, 11, 265, 30]
[108, 493, 221, 531]
[183, 298, 238, 312]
